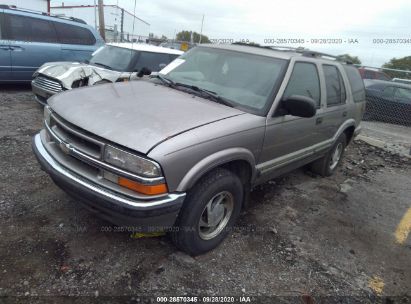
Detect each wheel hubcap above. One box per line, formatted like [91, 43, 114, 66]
[198, 191, 234, 240]
[329, 143, 343, 170]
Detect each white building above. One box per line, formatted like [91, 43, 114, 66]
[2, 0, 50, 12]
[51, 4, 150, 42]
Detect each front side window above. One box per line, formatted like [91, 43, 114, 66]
[54, 22, 96, 45]
[382, 86, 395, 98]
[163, 47, 288, 115]
[283, 62, 321, 108]
[394, 87, 411, 101]
[134, 52, 174, 72]
[324, 65, 346, 106]
[90, 46, 136, 71]
[5, 13, 57, 43]
[0, 13, 3, 39]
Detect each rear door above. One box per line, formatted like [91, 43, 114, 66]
[320, 64, 349, 139]
[4, 12, 61, 81]
[53, 21, 98, 62]
[0, 10, 12, 81]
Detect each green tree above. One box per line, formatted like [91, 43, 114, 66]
[382, 56, 411, 79]
[176, 30, 210, 43]
[337, 54, 361, 64]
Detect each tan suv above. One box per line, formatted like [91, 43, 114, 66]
[32, 44, 366, 255]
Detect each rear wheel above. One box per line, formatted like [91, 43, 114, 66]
[171, 168, 243, 256]
[310, 133, 347, 177]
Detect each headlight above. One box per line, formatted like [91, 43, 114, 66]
[44, 106, 52, 126]
[104, 145, 161, 177]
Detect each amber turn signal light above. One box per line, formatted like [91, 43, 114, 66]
[118, 177, 168, 195]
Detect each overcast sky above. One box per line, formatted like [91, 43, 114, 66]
[51, 0, 411, 67]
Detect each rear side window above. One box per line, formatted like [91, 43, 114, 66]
[283, 62, 321, 107]
[324, 65, 346, 106]
[53, 22, 96, 45]
[5, 13, 57, 43]
[364, 70, 374, 79]
[377, 73, 390, 81]
[134, 52, 174, 72]
[344, 66, 365, 103]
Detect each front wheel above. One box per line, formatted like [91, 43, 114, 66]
[171, 168, 243, 256]
[310, 133, 347, 177]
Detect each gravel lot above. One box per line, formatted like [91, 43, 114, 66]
[1, 84, 411, 303]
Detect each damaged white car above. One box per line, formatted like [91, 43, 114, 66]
[31, 43, 183, 105]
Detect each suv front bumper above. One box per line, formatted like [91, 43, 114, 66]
[32, 133, 185, 232]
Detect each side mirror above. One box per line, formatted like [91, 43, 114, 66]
[280, 95, 316, 118]
[137, 67, 152, 78]
[159, 63, 167, 70]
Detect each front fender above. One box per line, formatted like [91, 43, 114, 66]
[176, 147, 256, 192]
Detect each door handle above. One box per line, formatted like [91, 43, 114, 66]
[10, 46, 24, 51]
[0, 45, 10, 50]
[316, 117, 323, 125]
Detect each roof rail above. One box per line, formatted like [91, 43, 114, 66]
[300, 50, 353, 64]
[0, 4, 87, 24]
[231, 42, 352, 64]
[266, 45, 307, 52]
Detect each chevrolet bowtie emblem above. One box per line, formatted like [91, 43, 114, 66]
[60, 142, 71, 154]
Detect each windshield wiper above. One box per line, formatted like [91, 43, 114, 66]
[151, 75, 233, 107]
[91, 62, 113, 70]
[151, 74, 175, 87]
[174, 82, 234, 107]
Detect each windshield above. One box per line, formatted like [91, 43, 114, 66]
[160, 47, 287, 114]
[90, 46, 136, 71]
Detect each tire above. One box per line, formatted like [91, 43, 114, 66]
[171, 168, 243, 256]
[310, 133, 347, 177]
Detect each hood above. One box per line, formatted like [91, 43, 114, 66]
[48, 81, 245, 154]
[35, 62, 122, 89]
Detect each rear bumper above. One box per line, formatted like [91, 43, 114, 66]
[32, 133, 185, 231]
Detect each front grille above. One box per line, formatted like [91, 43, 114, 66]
[48, 114, 104, 159]
[43, 110, 166, 191]
[33, 76, 63, 93]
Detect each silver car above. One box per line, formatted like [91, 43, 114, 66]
[31, 43, 183, 105]
[32, 44, 365, 255]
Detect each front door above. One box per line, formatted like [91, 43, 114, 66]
[0, 11, 11, 81]
[258, 60, 327, 178]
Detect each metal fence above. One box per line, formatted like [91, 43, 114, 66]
[362, 66, 411, 126]
[360, 66, 411, 156]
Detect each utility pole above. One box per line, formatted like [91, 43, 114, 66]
[120, 8, 124, 42]
[94, 0, 97, 30]
[199, 14, 204, 44]
[98, 0, 106, 41]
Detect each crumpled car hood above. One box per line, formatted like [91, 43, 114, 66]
[34, 62, 124, 89]
[48, 81, 245, 154]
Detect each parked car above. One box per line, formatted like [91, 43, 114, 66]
[358, 67, 391, 81]
[364, 79, 411, 125]
[0, 5, 104, 83]
[31, 43, 184, 105]
[32, 44, 365, 255]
